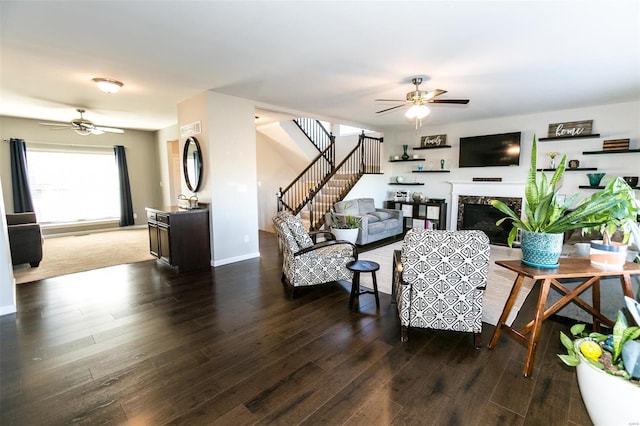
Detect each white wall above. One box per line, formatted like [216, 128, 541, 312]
[155, 124, 179, 206]
[178, 91, 260, 266]
[0, 177, 16, 316]
[381, 101, 640, 227]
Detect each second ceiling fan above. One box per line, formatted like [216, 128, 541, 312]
[375, 77, 469, 122]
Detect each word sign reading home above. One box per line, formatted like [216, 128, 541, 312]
[548, 120, 593, 138]
[420, 134, 447, 147]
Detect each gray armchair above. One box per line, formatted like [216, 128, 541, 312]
[273, 211, 357, 298]
[7, 212, 43, 267]
[393, 229, 490, 348]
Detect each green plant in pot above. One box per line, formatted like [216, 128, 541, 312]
[557, 309, 640, 425]
[329, 206, 362, 244]
[579, 177, 640, 267]
[490, 135, 625, 268]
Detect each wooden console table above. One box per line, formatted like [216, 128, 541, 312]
[488, 258, 640, 377]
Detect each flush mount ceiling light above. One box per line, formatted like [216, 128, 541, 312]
[405, 104, 431, 129]
[92, 78, 123, 94]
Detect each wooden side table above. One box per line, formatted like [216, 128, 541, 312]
[347, 260, 380, 309]
[488, 257, 640, 377]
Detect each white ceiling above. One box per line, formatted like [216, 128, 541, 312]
[1, 1, 639, 132]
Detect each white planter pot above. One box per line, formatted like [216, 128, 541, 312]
[574, 339, 640, 426]
[331, 228, 359, 244]
[589, 240, 628, 269]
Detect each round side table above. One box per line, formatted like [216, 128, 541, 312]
[346, 259, 380, 309]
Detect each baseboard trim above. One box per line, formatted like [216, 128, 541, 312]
[0, 303, 17, 316]
[212, 251, 260, 267]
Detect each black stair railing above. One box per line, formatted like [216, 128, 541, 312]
[293, 117, 332, 153]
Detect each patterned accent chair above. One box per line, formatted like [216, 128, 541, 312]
[273, 211, 358, 298]
[393, 229, 490, 348]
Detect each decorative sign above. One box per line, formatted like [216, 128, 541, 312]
[602, 138, 630, 151]
[547, 120, 593, 138]
[420, 134, 447, 147]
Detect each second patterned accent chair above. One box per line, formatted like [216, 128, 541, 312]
[273, 211, 358, 298]
[393, 229, 490, 348]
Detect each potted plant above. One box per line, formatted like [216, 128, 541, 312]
[329, 207, 361, 244]
[579, 177, 640, 267]
[558, 308, 640, 425]
[490, 135, 621, 268]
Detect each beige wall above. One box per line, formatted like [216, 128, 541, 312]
[0, 116, 162, 227]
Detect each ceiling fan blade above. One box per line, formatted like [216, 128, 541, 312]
[39, 122, 71, 127]
[429, 99, 470, 104]
[95, 126, 125, 134]
[374, 99, 408, 103]
[376, 104, 407, 114]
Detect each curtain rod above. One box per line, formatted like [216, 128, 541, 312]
[2, 139, 123, 149]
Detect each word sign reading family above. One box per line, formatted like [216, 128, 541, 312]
[420, 134, 447, 147]
[548, 120, 593, 138]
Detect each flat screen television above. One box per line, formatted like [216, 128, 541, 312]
[458, 131, 521, 167]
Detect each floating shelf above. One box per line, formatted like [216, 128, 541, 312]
[388, 182, 424, 186]
[538, 134, 600, 141]
[389, 158, 424, 162]
[579, 185, 640, 190]
[412, 170, 451, 173]
[537, 167, 598, 172]
[412, 145, 452, 150]
[582, 149, 640, 155]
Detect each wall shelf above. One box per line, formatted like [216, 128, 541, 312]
[389, 182, 424, 186]
[389, 158, 424, 162]
[582, 149, 640, 155]
[537, 167, 598, 171]
[412, 170, 451, 173]
[579, 185, 639, 190]
[412, 145, 452, 150]
[538, 134, 600, 141]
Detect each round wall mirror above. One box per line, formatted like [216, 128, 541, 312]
[183, 136, 203, 192]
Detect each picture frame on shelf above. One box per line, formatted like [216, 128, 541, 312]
[426, 205, 440, 220]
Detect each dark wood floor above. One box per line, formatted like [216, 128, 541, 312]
[1, 231, 592, 425]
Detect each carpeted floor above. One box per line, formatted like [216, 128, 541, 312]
[354, 241, 534, 326]
[12, 228, 155, 284]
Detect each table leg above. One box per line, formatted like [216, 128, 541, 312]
[372, 272, 380, 308]
[349, 272, 360, 309]
[488, 273, 526, 349]
[620, 273, 635, 298]
[523, 278, 552, 377]
[592, 278, 601, 332]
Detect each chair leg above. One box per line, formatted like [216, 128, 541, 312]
[401, 325, 409, 342]
[473, 332, 482, 349]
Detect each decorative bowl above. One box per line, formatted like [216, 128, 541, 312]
[623, 176, 638, 187]
[396, 176, 404, 183]
[587, 173, 605, 186]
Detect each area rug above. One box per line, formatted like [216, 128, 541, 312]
[356, 241, 535, 326]
[12, 228, 155, 284]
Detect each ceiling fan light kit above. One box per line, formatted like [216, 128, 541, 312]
[375, 76, 469, 128]
[93, 78, 123, 94]
[39, 108, 124, 136]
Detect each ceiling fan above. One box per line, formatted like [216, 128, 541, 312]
[375, 77, 470, 119]
[39, 109, 125, 136]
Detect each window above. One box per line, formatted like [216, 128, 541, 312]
[27, 147, 120, 224]
[338, 124, 374, 136]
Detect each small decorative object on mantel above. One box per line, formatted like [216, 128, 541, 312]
[420, 134, 446, 147]
[440, 159, 445, 169]
[602, 138, 630, 151]
[548, 120, 593, 138]
[568, 159, 580, 169]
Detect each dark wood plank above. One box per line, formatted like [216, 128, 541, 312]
[0, 231, 592, 425]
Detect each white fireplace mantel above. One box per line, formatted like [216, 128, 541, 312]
[449, 181, 525, 230]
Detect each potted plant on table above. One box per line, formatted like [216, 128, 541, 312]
[558, 305, 640, 425]
[490, 135, 626, 268]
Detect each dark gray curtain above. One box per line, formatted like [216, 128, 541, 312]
[114, 145, 134, 227]
[9, 138, 34, 212]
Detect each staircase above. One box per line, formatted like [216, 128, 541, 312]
[278, 119, 383, 231]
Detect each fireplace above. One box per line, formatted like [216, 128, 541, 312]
[457, 195, 522, 246]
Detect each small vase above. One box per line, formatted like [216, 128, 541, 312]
[587, 173, 605, 186]
[402, 145, 409, 160]
[550, 157, 556, 169]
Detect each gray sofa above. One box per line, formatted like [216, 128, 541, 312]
[325, 198, 403, 245]
[7, 212, 43, 267]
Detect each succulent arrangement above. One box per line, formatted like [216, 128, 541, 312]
[558, 311, 640, 385]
